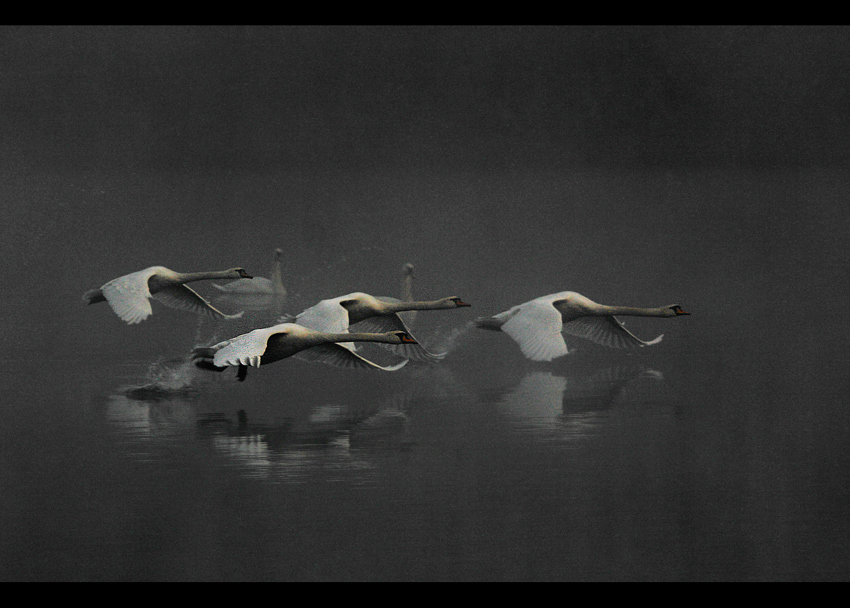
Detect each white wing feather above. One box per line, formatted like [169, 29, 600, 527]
[152, 284, 243, 320]
[562, 316, 663, 349]
[290, 298, 356, 352]
[100, 268, 158, 324]
[294, 343, 409, 371]
[212, 326, 280, 368]
[500, 301, 569, 362]
[353, 314, 446, 362]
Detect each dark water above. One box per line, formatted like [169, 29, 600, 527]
[2, 27, 849, 581]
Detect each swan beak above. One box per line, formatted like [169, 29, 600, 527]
[241, 271, 254, 279]
[673, 306, 690, 315]
[400, 334, 419, 344]
[454, 299, 472, 307]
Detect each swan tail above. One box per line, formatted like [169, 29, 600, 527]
[83, 288, 106, 305]
[193, 358, 228, 373]
[191, 346, 218, 360]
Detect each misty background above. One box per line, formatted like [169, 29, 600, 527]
[2, 25, 846, 380]
[1, 26, 849, 581]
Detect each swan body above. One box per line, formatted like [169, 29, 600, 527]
[278, 292, 471, 362]
[474, 291, 689, 362]
[83, 266, 252, 324]
[192, 322, 419, 380]
[213, 248, 285, 296]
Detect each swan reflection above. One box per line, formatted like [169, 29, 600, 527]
[497, 365, 668, 439]
[198, 387, 420, 482]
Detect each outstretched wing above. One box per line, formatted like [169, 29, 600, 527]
[562, 316, 663, 349]
[289, 298, 356, 351]
[500, 300, 569, 362]
[212, 326, 280, 368]
[153, 284, 243, 320]
[294, 343, 409, 371]
[352, 313, 446, 362]
[100, 268, 158, 324]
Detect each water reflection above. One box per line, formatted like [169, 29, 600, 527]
[101, 357, 464, 483]
[196, 393, 415, 483]
[496, 365, 670, 441]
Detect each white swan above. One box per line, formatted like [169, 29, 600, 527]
[278, 292, 471, 362]
[83, 266, 252, 324]
[474, 291, 689, 362]
[192, 323, 419, 381]
[398, 262, 417, 326]
[213, 248, 285, 296]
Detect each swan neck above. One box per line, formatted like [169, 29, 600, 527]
[401, 279, 413, 303]
[599, 305, 667, 317]
[385, 299, 445, 313]
[270, 259, 285, 294]
[176, 270, 236, 283]
[328, 332, 391, 343]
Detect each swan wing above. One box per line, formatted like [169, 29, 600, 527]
[211, 326, 280, 368]
[152, 284, 243, 320]
[353, 313, 447, 362]
[294, 299, 350, 334]
[295, 343, 409, 371]
[100, 268, 158, 324]
[289, 299, 357, 351]
[562, 316, 663, 349]
[500, 301, 569, 362]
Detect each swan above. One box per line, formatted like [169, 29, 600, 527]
[278, 292, 471, 362]
[474, 291, 689, 362]
[192, 323, 419, 381]
[398, 263, 417, 326]
[213, 248, 285, 296]
[83, 266, 252, 324]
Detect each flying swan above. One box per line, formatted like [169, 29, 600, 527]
[192, 323, 420, 381]
[474, 291, 689, 362]
[278, 292, 471, 363]
[83, 266, 252, 324]
[213, 248, 286, 296]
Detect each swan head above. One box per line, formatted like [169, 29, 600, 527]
[231, 268, 253, 279]
[274, 248, 283, 260]
[447, 297, 471, 308]
[390, 330, 419, 344]
[668, 305, 690, 316]
[403, 263, 414, 276]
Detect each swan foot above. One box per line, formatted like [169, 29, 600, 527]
[237, 365, 248, 382]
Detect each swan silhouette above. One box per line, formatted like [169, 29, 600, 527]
[278, 292, 471, 362]
[398, 262, 417, 326]
[83, 266, 252, 324]
[192, 323, 419, 381]
[213, 248, 285, 296]
[474, 291, 689, 361]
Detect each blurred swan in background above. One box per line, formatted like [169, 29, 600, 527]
[398, 262, 416, 326]
[278, 292, 471, 363]
[474, 291, 689, 362]
[213, 248, 285, 296]
[83, 266, 251, 324]
[192, 322, 418, 381]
